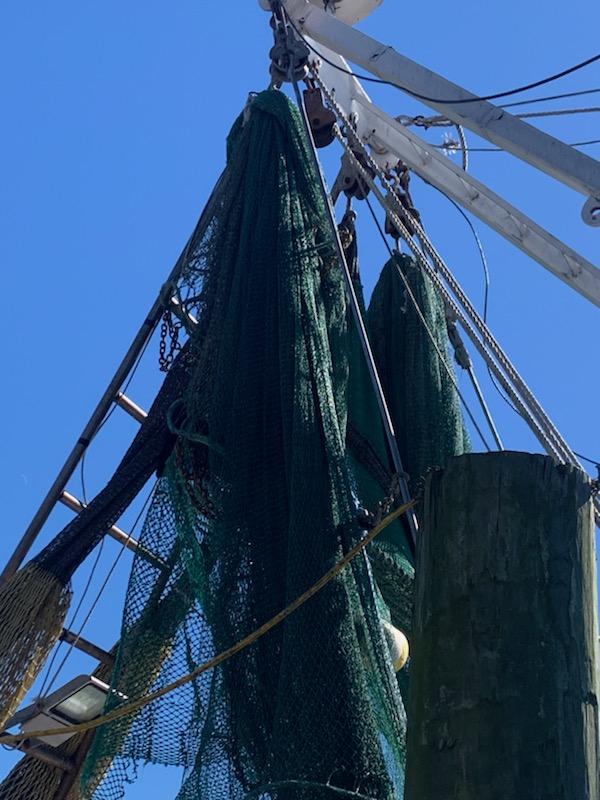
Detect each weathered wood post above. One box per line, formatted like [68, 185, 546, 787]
[405, 452, 599, 800]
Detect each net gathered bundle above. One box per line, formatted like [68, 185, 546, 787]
[367, 253, 470, 496]
[81, 90, 409, 800]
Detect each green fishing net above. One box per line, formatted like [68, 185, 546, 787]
[367, 254, 470, 496]
[81, 90, 409, 800]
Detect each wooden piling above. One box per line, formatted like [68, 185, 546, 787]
[405, 452, 599, 800]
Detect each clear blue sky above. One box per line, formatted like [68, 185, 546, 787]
[0, 1, 598, 796]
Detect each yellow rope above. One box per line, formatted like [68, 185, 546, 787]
[0, 500, 415, 746]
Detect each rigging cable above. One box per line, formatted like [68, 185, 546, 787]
[426, 186, 490, 321]
[516, 106, 600, 119]
[431, 185, 520, 418]
[427, 137, 519, 426]
[454, 124, 468, 172]
[40, 484, 157, 698]
[411, 107, 600, 127]
[311, 69, 579, 466]
[37, 537, 106, 698]
[501, 87, 600, 108]
[286, 16, 600, 105]
[437, 138, 600, 153]
[38, 324, 158, 694]
[278, 27, 420, 548]
[425, 179, 516, 422]
[573, 452, 600, 482]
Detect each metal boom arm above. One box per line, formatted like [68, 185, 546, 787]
[283, 0, 600, 227]
[265, 0, 600, 307]
[306, 44, 600, 307]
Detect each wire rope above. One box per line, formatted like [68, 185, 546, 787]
[517, 106, 600, 118]
[37, 537, 106, 698]
[332, 114, 579, 463]
[413, 107, 600, 127]
[40, 484, 157, 698]
[286, 16, 600, 105]
[428, 134, 516, 436]
[437, 138, 600, 153]
[313, 74, 575, 464]
[574, 451, 600, 470]
[501, 87, 600, 108]
[427, 185, 491, 321]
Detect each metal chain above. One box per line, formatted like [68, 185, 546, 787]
[311, 70, 579, 468]
[158, 309, 183, 372]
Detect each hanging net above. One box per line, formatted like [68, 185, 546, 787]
[367, 253, 470, 495]
[80, 90, 409, 800]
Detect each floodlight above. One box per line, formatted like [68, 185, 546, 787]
[9, 675, 124, 748]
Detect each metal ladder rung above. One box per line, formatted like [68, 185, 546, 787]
[59, 629, 115, 666]
[19, 740, 76, 772]
[59, 491, 140, 553]
[115, 392, 148, 423]
[58, 491, 167, 571]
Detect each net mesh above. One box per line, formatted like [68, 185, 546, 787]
[81, 90, 410, 800]
[367, 254, 471, 495]
[0, 87, 473, 800]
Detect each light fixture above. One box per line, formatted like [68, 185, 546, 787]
[7, 675, 124, 748]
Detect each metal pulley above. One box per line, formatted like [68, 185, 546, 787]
[384, 190, 419, 239]
[339, 148, 376, 200]
[303, 84, 336, 148]
[269, 15, 310, 84]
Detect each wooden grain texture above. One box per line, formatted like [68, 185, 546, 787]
[405, 452, 599, 800]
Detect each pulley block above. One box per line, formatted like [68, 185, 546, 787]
[303, 85, 337, 148]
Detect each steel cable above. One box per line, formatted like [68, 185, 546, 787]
[313, 71, 579, 467]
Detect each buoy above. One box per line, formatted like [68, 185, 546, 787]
[382, 620, 410, 672]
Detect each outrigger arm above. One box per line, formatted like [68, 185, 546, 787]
[262, 0, 600, 308]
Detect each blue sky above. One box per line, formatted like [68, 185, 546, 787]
[0, 1, 598, 796]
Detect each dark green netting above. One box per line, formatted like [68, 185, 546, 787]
[81, 90, 408, 800]
[367, 253, 470, 496]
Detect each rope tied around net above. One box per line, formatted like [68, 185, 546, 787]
[0, 500, 415, 747]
